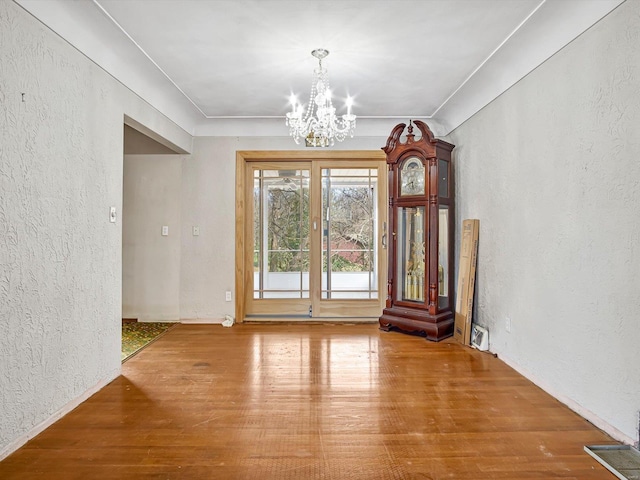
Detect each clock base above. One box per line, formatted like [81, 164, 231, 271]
[379, 307, 454, 342]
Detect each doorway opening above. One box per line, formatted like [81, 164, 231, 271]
[121, 117, 187, 358]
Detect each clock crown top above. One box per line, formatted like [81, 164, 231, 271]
[404, 120, 421, 145]
[382, 120, 454, 164]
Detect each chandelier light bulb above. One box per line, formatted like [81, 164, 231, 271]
[285, 49, 356, 147]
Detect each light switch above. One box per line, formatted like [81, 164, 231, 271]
[109, 206, 116, 223]
[192, 226, 200, 236]
[162, 225, 169, 236]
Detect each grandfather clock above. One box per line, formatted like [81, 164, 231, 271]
[379, 120, 455, 341]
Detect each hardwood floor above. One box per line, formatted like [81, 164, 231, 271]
[0, 324, 615, 479]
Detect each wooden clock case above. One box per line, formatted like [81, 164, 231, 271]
[379, 120, 455, 341]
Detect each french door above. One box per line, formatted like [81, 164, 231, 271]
[236, 151, 387, 320]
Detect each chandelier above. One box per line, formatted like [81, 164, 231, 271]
[286, 49, 356, 147]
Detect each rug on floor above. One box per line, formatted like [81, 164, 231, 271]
[122, 321, 177, 361]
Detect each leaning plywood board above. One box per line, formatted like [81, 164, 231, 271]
[453, 219, 479, 345]
[453, 235, 471, 343]
[463, 221, 480, 345]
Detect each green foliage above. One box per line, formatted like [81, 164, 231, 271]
[254, 171, 376, 275]
[324, 253, 370, 272]
[266, 185, 309, 272]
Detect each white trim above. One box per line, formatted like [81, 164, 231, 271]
[92, 0, 207, 118]
[430, 0, 546, 117]
[135, 314, 181, 322]
[180, 318, 224, 324]
[135, 318, 180, 323]
[0, 369, 120, 462]
[498, 353, 635, 446]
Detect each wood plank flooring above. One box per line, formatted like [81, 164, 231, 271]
[0, 324, 616, 479]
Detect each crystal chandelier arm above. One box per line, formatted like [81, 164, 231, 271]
[285, 49, 356, 146]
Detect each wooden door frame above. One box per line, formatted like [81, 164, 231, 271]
[235, 150, 386, 323]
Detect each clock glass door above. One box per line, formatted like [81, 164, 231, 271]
[438, 205, 450, 307]
[396, 206, 426, 303]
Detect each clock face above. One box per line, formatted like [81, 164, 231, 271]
[400, 157, 425, 196]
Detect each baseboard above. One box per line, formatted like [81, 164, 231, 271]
[497, 352, 635, 446]
[136, 319, 180, 323]
[137, 315, 181, 322]
[0, 368, 120, 462]
[180, 318, 224, 324]
[243, 316, 379, 323]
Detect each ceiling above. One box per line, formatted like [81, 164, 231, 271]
[15, 0, 625, 137]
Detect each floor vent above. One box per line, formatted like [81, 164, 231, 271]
[584, 445, 640, 479]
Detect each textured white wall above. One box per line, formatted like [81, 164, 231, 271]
[447, 0, 640, 444]
[123, 155, 183, 321]
[179, 136, 385, 321]
[6, 0, 636, 458]
[0, 0, 190, 458]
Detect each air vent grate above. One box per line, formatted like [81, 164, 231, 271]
[471, 324, 489, 351]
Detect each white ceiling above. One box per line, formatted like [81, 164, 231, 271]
[15, 0, 625, 137]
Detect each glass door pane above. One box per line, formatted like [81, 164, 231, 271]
[253, 169, 310, 299]
[321, 168, 378, 299]
[243, 157, 385, 320]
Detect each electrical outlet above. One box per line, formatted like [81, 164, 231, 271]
[225, 291, 232, 302]
[161, 225, 169, 236]
[505, 317, 511, 333]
